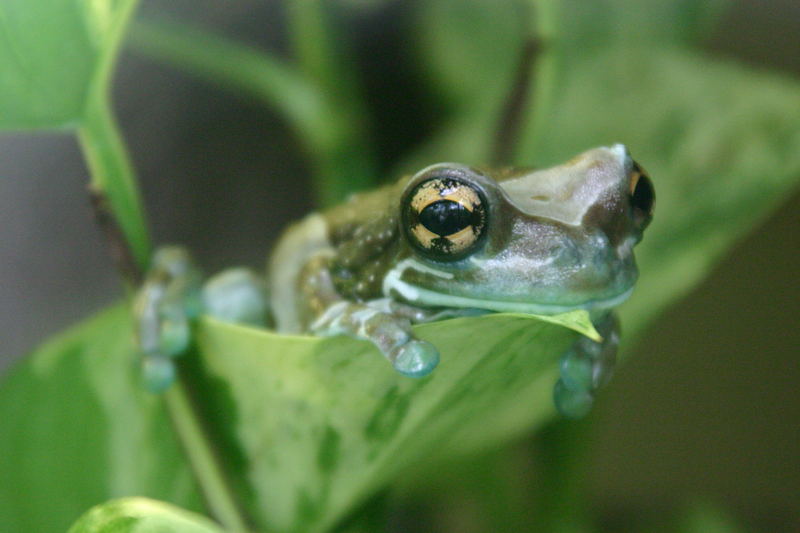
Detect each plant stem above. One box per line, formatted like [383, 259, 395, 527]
[516, 0, 561, 163]
[280, 1, 377, 205]
[286, 0, 344, 101]
[78, 0, 150, 274]
[80, 94, 249, 533]
[79, 89, 249, 533]
[165, 382, 250, 533]
[129, 20, 328, 155]
[490, 36, 540, 165]
[78, 95, 151, 275]
[77, 3, 248, 528]
[130, 16, 376, 207]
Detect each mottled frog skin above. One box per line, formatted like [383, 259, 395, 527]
[135, 144, 653, 418]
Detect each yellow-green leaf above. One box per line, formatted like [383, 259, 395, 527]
[0, 306, 203, 533]
[0, 0, 137, 129]
[68, 498, 223, 533]
[190, 313, 577, 532]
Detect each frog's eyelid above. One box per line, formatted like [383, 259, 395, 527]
[404, 163, 498, 195]
[628, 161, 655, 222]
[629, 161, 648, 194]
[629, 171, 641, 195]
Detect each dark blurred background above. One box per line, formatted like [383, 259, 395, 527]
[1, 0, 798, 530]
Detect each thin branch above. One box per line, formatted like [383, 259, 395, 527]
[78, 95, 151, 273]
[129, 17, 376, 206]
[490, 37, 541, 165]
[285, 1, 378, 205]
[515, 0, 562, 162]
[165, 381, 252, 533]
[85, 131, 252, 531]
[129, 19, 329, 153]
[88, 187, 143, 286]
[81, 16, 252, 531]
[88, 174, 252, 531]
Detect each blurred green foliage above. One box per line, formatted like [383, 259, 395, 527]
[1, 0, 799, 532]
[0, 0, 150, 268]
[0, 0, 131, 129]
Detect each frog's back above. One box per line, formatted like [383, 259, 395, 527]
[267, 178, 405, 332]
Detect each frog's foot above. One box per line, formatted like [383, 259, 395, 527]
[311, 301, 440, 377]
[553, 313, 619, 418]
[134, 247, 268, 392]
[202, 268, 270, 328]
[134, 246, 203, 392]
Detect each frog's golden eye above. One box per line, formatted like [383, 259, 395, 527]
[402, 176, 488, 261]
[629, 161, 655, 222]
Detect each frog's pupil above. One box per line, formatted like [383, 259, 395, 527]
[419, 200, 472, 236]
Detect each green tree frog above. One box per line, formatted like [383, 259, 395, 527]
[135, 144, 654, 418]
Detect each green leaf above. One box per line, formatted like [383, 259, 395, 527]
[0, 0, 137, 129]
[511, 310, 601, 342]
[557, 0, 731, 50]
[68, 498, 223, 533]
[188, 313, 578, 532]
[674, 501, 751, 533]
[0, 307, 582, 533]
[0, 306, 202, 533]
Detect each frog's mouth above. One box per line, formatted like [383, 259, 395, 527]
[382, 258, 635, 316]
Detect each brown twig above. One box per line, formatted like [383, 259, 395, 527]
[88, 185, 144, 286]
[489, 36, 541, 166]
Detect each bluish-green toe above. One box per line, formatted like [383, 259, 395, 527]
[392, 340, 439, 378]
[142, 356, 175, 393]
[559, 350, 593, 391]
[158, 314, 190, 358]
[553, 379, 593, 419]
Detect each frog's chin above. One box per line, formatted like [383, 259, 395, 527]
[385, 281, 634, 316]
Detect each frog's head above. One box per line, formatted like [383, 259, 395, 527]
[385, 144, 654, 314]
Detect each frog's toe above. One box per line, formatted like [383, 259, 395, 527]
[559, 349, 594, 392]
[553, 379, 594, 419]
[157, 304, 192, 357]
[142, 355, 176, 393]
[203, 268, 269, 326]
[391, 340, 439, 378]
[134, 245, 205, 393]
[591, 354, 616, 389]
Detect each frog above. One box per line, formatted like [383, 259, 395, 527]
[134, 143, 654, 418]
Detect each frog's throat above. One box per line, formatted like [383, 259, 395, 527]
[382, 258, 634, 315]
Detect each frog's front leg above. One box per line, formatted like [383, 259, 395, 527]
[301, 258, 440, 378]
[553, 313, 619, 418]
[134, 246, 268, 391]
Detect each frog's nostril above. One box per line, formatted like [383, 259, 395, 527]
[531, 194, 551, 202]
